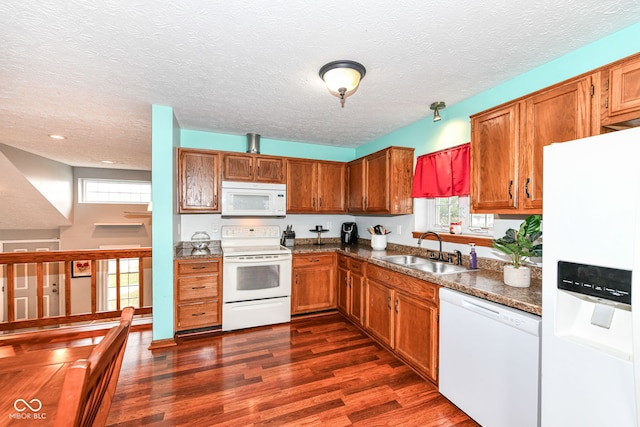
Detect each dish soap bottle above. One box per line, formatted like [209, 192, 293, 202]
[469, 243, 477, 269]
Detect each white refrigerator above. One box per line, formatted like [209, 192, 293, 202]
[542, 127, 640, 427]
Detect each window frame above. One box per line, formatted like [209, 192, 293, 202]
[426, 196, 493, 236]
[78, 178, 151, 205]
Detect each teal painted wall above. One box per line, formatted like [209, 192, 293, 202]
[357, 21, 640, 158]
[151, 105, 179, 341]
[181, 129, 355, 162]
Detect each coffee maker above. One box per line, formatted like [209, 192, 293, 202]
[341, 222, 358, 245]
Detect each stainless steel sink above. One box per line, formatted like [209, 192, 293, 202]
[411, 262, 474, 275]
[376, 255, 476, 275]
[376, 255, 431, 265]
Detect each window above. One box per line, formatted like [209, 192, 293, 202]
[105, 258, 140, 310]
[429, 196, 493, 234]
[79, 178, 151, 204]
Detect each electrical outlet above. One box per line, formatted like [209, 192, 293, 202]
[397, 225, 402, 234]
[212, 223, 219, 233]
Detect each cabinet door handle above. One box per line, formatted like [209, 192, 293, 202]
[295, 272, 299, 285]
[319, 197, 322, 207]
[312, 198, 315, 208]
[395, 299, 399, 314]
[525, 178, 531, 199]
[214, 194, 217, 207]
[508, 180, 513, 199]
[192, 312, 206, 317]
[364, 196, 368, 209]
[310, 258, 320, 262]
[349, 277, 352, 288]
[191, 266, 207, 270]
[191, 286, 206, 290]
[387, 296, 392, 310]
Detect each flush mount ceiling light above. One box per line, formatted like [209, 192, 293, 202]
[48, 134, 66, 140]
[430, 101, 446, 122]
[319, 60, 366, 108]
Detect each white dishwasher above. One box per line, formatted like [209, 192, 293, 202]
[439, 288, 541, 427]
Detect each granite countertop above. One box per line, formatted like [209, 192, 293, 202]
[292, 241, 541, 316]
[175, 241, 223, 258]
[175, 239, 541, 316]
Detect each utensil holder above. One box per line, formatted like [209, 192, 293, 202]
[371, 234, 387, 250]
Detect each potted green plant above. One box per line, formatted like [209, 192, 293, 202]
[492, 214, 543, 287]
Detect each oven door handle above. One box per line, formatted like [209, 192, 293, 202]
[223, 256, 291, 264]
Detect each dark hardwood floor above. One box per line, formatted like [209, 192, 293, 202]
[103, 314, 478, 426]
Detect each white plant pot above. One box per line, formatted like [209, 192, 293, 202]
[503, 265, 531, 288]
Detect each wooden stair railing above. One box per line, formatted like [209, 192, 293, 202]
[54, 307, 135, 427]
[0, 248, 152, 331]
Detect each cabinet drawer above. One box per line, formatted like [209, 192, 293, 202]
[368, 264, 438, 305]
[293, 254, 334, 268]
[177, 259, 219, 275]
[350, 259, 365, 274]
[177, 275, 219, 301]
[177, 300, 219, 329]
[337, 255, 349, 269]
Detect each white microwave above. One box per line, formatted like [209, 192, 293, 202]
[221, 181, 287, 217]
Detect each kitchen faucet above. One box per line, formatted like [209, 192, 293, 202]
[417, 231, 445, 261]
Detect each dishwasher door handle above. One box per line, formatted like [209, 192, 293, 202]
[461, 298, 501, 319]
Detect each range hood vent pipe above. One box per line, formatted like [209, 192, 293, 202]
[247, 133, 260, 154]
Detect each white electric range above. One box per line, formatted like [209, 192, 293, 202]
[220, 225, 292, 331]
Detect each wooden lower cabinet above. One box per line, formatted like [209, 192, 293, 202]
[394, 291, 439, 382]
[365, 279, 394, 347]
[365, 263, 440, 383]
[349, 260, 365, 325]
[337, 258, 350, 314]
[174, 258, 222, 333]
[291, 253, 336, 314]
[336, 255, 365, 325]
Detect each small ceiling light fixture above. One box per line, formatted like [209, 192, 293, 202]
[430, 101, 446, 122]
[48, 134, 66, 140]
[319, 60, 366, 108]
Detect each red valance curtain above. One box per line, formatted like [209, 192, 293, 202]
[411, 143, 470, 198]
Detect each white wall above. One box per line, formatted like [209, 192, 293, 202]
[0, 143, 74, 220]
[59, 168, 152, 250]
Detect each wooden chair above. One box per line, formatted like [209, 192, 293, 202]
[54, 307, 135, 427]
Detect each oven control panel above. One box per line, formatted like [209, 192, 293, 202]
[221, 225, 280, 239]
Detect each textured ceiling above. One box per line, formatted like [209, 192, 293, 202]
[1, 0, 640, 173]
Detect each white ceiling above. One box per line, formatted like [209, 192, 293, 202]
[1, 0, 640, 173]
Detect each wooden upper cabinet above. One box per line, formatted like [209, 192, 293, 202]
[255, 156, 285, 183]
[222, 153, 285, 183]
[286, 159, 346, 213]
[347, 158, 366, 213]
[471, 103, 519, 213]
[286, 159, 317, 212]
[317, 161, 347, 213]
[178, 148, 220, 213]
[347, 147, 414, 215]
[364, 150, 390, 212]
[521, 76, 593, 210]
[602, 54, 640, 128]
[471, 75, 595, 214]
